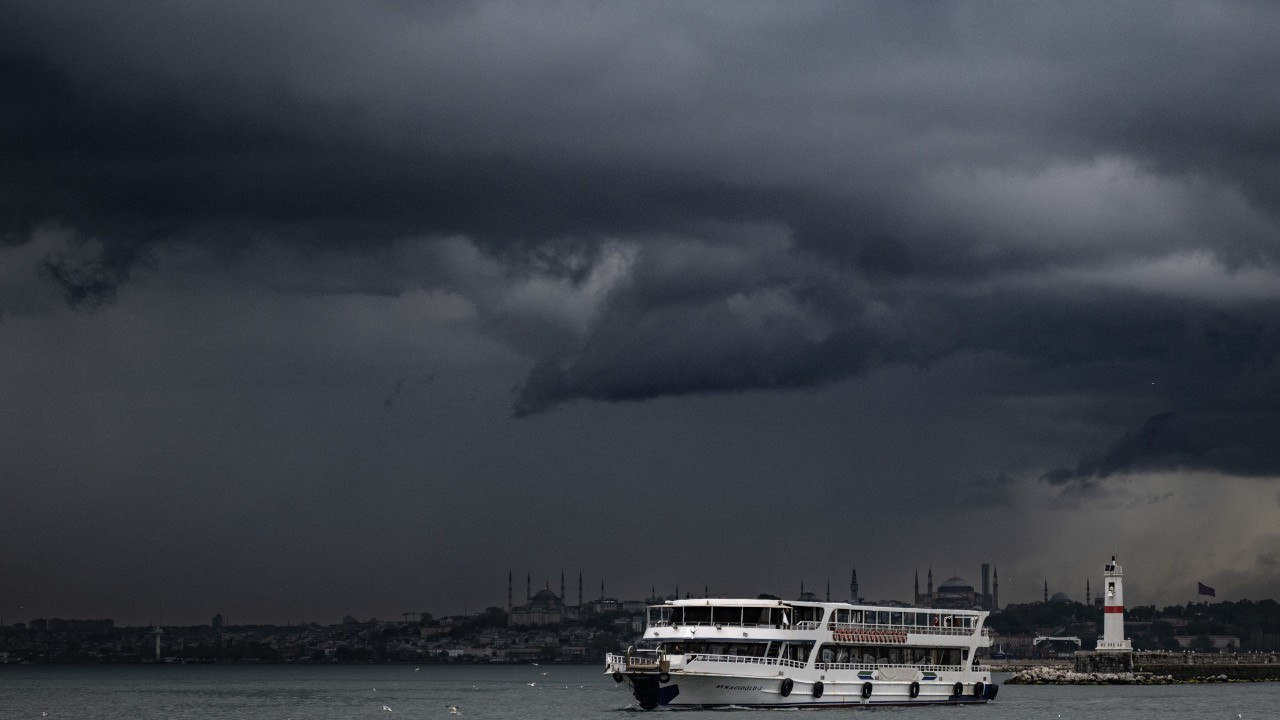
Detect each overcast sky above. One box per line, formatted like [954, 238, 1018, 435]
[4, 1, 1279, 626]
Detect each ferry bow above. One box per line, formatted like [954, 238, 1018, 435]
[605, 598, 997, 708]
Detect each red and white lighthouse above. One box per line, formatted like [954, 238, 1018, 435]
[1096, 555, 1132, 651]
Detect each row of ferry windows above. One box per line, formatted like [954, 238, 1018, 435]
[656, 641, 964, 667]
[650, 606, 976, 629]
[817, 645, 963, 666]
[831, 608, 976, 629]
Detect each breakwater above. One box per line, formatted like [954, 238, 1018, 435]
[1007, 651, 1280, 684]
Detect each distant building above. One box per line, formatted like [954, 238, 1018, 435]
[509, 587, 564, 626]
[913, 566, 998, 610]
[1174, 635, 1241, 651]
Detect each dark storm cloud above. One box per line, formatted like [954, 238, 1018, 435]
[5, 1, 1280, 466]
[1044, 410, 1280, 484]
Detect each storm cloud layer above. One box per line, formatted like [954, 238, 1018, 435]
[4, 2, 1280, 621]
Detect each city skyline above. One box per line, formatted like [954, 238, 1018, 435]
[4, 2, 1280, 627]
[6, 561, 1264, 629]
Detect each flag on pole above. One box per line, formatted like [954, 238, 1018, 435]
[1197, 582, 1216, 597]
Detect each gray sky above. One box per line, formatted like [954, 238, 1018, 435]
[3, 1, 1279, 626]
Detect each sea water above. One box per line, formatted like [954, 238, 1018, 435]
[2, 666, 1277, 719]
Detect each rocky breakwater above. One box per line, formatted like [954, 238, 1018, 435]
[1006, 666, 1174, 685]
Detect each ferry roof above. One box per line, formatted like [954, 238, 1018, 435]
[655, 598, 989, 616]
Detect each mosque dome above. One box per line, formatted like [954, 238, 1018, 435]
[529, 587, 562, 609]
[1049, 591, 1071, 603]
[937, 577, 974, 592]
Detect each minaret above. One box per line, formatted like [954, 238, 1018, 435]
[927, 568, 933, 595]
[561, 570, 565, 601]
[508, 571, 513, 612]
[600, 579, 605, 601]
[578, 571, 583, 608]
[993, 567, 999, 611]
[151, 626, 164, 661]
[850, 568, 859, 603]
[826, 581, 830, 602]
[1086, 578, 1092, 606]
[914, 570, 920, 604]
[1097, 555, 1132, 651]
[1044, 580, 1048, 603]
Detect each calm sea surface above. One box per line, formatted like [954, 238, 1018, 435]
[2, 666, 1276, 720]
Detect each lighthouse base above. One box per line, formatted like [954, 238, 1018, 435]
[1096, 640, 1132, 651]
[1074, 651, 1134, 673]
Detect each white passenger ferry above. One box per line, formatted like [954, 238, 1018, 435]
[605, 598, 997, 708]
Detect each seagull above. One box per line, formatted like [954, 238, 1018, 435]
[448, 706, 461, 715]
[415, 667, 421, 671]
[540, 672, 548, 676]
[382, 705, 393, 712]
[527, 682, 536, 687]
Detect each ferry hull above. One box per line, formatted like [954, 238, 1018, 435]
[618, 671, 996, 708]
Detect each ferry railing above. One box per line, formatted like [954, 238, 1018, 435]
[827, 622, 990, 638]
[610, 652, 809, 671]
[685, 653, 807, 669]
[656, 621, 796, 629]
[813, 661, 992, 673]
[606, 650, 668, 673]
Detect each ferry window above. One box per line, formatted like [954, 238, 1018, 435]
[850, 610, 862, 624]
[685, 607, 711, 625]
[887, 648, 903, 664]
[836, 609, 850, 624]
[793, 606, 822, 624]
[890, 611, 903, 626]
[877, 611, 890, 625]
[749, 607, 772, 626]
[711, 607, 743, 626]
[670, 608, 683, 625]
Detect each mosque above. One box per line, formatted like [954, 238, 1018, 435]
[506, 571, 581, 626]
[913, 563, 999, 611]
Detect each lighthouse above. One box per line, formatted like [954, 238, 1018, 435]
[1095, 555, 1132, 651]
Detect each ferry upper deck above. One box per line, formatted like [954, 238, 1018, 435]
[647, 598, 990, 637]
